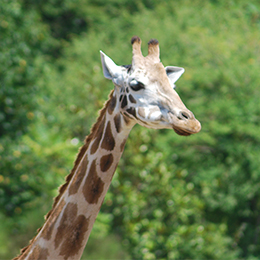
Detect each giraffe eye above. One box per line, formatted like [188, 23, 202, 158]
[129, 80, 145, 91]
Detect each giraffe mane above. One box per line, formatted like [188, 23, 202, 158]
[14, 90, 115, 259]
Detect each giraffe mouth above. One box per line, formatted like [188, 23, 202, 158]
[169, 111, 201, 136]
[173, 127, 192, 136]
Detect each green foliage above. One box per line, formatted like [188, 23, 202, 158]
[0, 0, 43, 137]
[0, 0, 83, 219]
[1, 0, 260, 259]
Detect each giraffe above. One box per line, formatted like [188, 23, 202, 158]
[14, 36, 201, 260]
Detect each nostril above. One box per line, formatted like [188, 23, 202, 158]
[178, 111, 190, 120]
[182, 112, 189, 119]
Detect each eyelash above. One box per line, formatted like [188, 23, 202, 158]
[129, 81, 145, 91]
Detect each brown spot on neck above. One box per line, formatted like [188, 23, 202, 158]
[101, 121, 115, 151]
[90, 115, 106, 154]
[69, 155, 89, 195]
[113, 114, 121, 133]
[121, 95, 128, 109]
[107, 95, 117, 115]
[100, 154, 114, 172]
[55, 202, 78, 249]
[59, 215, 89, 260]
[83, 160, 105, 204]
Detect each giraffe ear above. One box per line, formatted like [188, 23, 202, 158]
[165, 66, 185, 88]
[100, 51, 122, 80]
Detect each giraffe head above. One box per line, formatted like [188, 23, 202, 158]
[100, 36, 201, 136]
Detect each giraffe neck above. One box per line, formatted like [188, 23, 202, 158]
[16, 90, 135, 260]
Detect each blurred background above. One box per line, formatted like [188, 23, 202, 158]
[1, 0, 260, 259]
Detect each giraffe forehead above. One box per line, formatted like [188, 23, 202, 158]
[148, 64, 172, 89]
[128, 62, 171, 90]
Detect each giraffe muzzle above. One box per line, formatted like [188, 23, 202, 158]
[169, 110, 201, 136]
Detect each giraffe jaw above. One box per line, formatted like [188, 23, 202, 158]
[172, 119, 201, 136]
[173, 127, 194, 136]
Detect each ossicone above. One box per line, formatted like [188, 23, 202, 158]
[131, 36, 141, 45]
[131, 36, 160, 68]
[147, 38, 160, 63]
